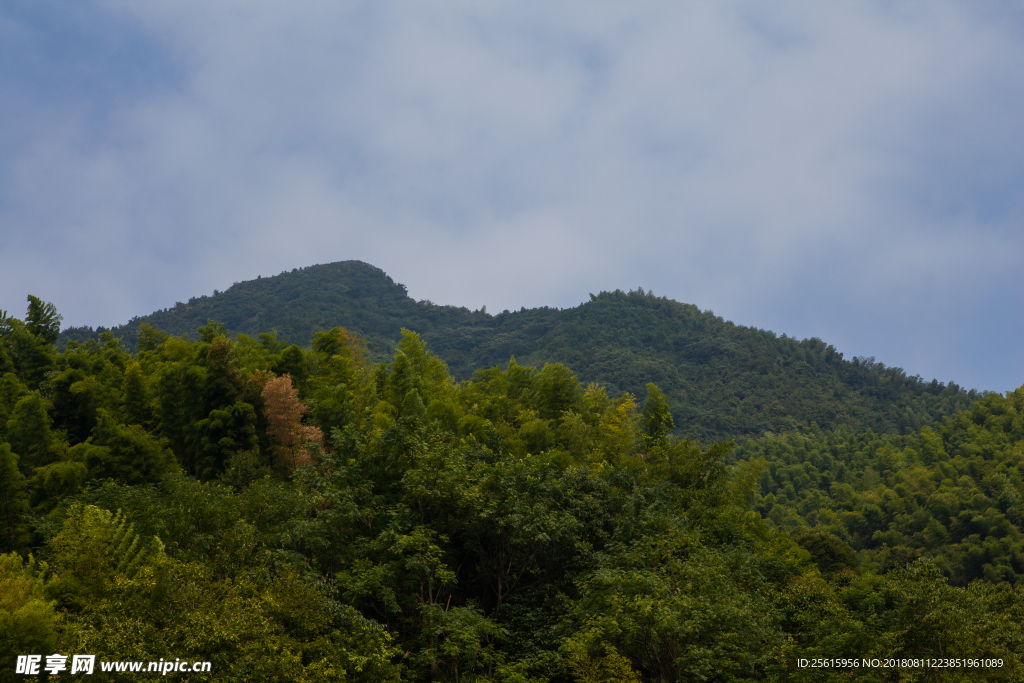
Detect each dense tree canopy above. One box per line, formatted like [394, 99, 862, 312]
[1, 295, 1020, 681]
[60, 261, 982, 443]
[736, 386, 1024, 586]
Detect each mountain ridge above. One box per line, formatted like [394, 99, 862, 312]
[59, 259, 982, 442]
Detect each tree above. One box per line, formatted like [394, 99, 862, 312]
[1, 322, 52, 389]
[0, 317, 13, 377]
[535, 363, 582, 421]
[191, 401, 259, 480]
[24, 295, 61, 345]
[49, 368, 100, 444]
[571, 540, 782, 682]
[415, 602, 504, 682]
[46, 503, 401, 682]
[28, 460, 88, 514]
[0, 297, 62, 389]
[567, 642, 642, 683]
[0, 445, 29, 552]
[0, 553, 60, 683]
[790, 528, 859, 574]
[44, 503, 165, 611]
[262, 374, 323, 471]
[598, 394, 641, 465]
[5, 392, 55, 474]
[81, 410, 177, 485]
[379, 330, 450, 414]
[0, 374, 28, 443]
[135, 323, 167, 353]
[122, 362, 154, 427]
[641, 382, 674, 448]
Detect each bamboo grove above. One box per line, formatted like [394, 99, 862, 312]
[2, 296, 1024, 682]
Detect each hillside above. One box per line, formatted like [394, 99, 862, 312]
[734, 386, 1024, 585]
[59, 260, 479, 358]
[4, 300, 1022, 680]
[60, 260, 982, 442]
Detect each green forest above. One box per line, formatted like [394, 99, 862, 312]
[4, 291, 1024, 682]
[736, 390, 1024, 585]
[61, 261, 981, 443]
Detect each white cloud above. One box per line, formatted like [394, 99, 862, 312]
[0, 0, 1020, 389]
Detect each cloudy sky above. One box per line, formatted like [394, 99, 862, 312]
[1, 1, 1021, 392]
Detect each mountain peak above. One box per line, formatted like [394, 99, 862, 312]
[59, 261, 978, 442]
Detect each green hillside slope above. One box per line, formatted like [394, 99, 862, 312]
[6, 303, 1021, 680]
[734, 386, 1024, 586]
[60, 260, 981, 442]
[60, 260, 480, 357]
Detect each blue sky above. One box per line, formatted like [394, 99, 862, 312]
[1, 1, 1021, 392]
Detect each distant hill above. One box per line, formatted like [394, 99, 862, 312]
[60, 260, 982, 442]
[62, 261, 478, 359]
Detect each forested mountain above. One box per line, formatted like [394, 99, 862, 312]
[61, 260, 982, 443]
[4, 296, 1024, 681]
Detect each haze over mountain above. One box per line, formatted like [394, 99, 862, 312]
[62, 260, 981, 443]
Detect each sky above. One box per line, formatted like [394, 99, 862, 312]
[0, 1, 1021, 392]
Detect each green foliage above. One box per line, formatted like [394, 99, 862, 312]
[0, 553, 58, 683]
[122, 361, 154, 427]
[58, 261, 982, 442]
[567, 643, 642, 683]
[40, 501, 400, 682]
[65, 560, 400, 683]
[28, 460, 88, 514]
[5, 392, 55, 474]
[49, 367, 102, 444]
[737, 386, 1024, 585]
[191, 401, 259, 480]
[82, 410, 177, 484]
[0, 315, 13, 378]
[789, 528, 859, 574]
[306, 326, 368, 434]
[48, 335, 129, 444]
[25, 296, 61, 345]
[641, 382, 673, 447]
[0, 374, 29, 443]
[774, 559, 1024, 681]
[0, 445, 29, 552]
[45, 503, 166, 609]
[1, 297, 61, 388]
[1, 287, 1016, 680]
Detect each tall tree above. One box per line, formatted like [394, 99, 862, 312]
[5, 392, 55, 475]
[0, 444, 29, 552]
[262, 374, 323, 471]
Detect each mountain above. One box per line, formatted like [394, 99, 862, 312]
[11, 285, 1019, 680]
[60, 260, 981, 442]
